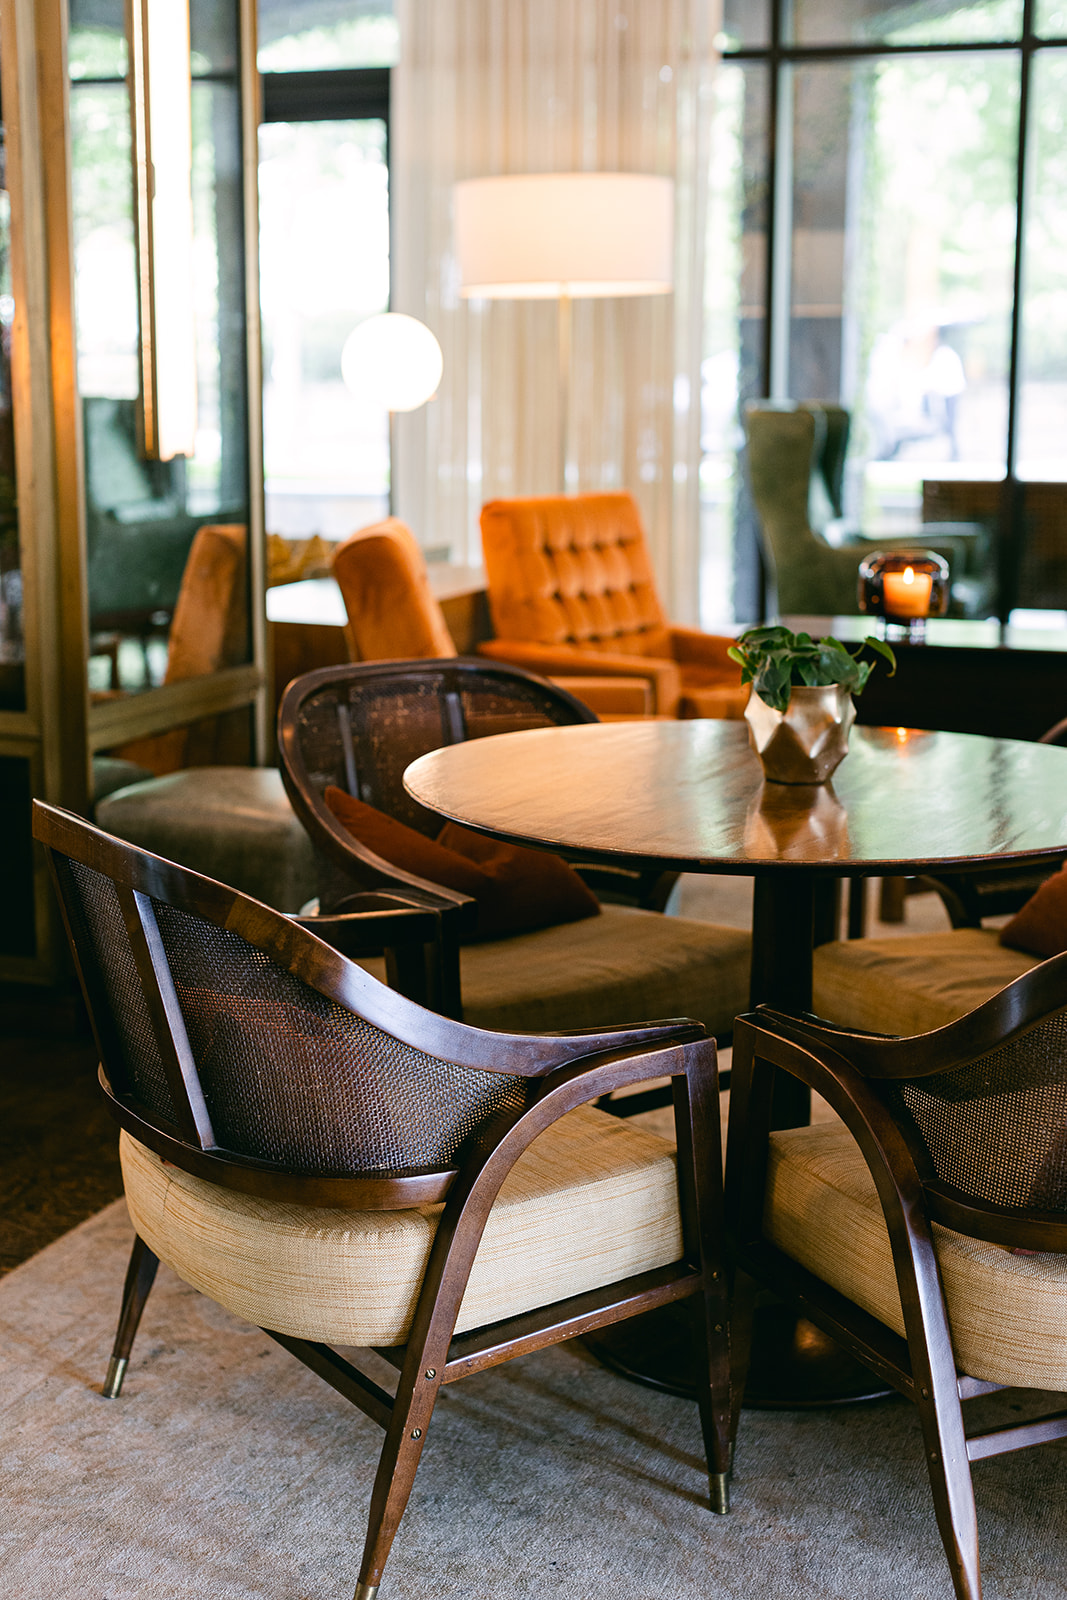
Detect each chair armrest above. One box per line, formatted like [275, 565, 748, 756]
[291, 893, 457, 1012]
[478, 638, 682, 715]
[664, 626, 741, 673]
[290, 895, 442, 959]
[548, 675, 653, 717]
[278, 762, 479, 933]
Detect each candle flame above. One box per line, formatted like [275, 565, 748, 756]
[896, 727, 909, 743]
[902, 566, 915, 584]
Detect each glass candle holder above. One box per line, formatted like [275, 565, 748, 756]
[857, 550, 950, 641]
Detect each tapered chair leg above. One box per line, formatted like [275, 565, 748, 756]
[355, 1360, 446, 1596]
[914, 1382, 982, 1600]
[726, 1268, 757, 1453]
[670, 1042, 732, 1512]
[690, 1291, 732, 1513]
[103, 1235, 159, 1398]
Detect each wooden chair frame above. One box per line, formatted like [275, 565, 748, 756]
[726, 962, 1067, 1600]
[35, 800, 730, 1599]
[277, 658, 676, 1022]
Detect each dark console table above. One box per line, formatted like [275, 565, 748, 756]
[785, 616, 1067, 741]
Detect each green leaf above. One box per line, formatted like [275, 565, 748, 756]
[863, 635, 897, 675]
[733, 622, 895, 706]
[752, 656, 792, 712]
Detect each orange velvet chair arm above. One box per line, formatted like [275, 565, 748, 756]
[547, 676, 654, 718]
[477, 638, 682, 716]
[665, 626, 741, 672]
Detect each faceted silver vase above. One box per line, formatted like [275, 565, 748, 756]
[744, 684, 856, 784]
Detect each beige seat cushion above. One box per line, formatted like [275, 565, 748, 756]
[121, 1103, 682, 1349]
[812, 928, 1041, 1035]
[766, 1122, 1067, 1390]
[361, 903, 751, 1037]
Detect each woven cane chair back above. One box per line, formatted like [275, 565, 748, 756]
[41, 810, 532, 1191]
[282, 658, 595, 838]
[762, 951, 1067, 1243]
[886, 1006, 1067, 1216]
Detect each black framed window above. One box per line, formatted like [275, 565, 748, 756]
[258, 60, 391, 542]
[706, 0, 1067, 625]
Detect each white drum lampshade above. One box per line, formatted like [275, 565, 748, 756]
[341, 312, 444, 412]
[454, 172, 674, 299]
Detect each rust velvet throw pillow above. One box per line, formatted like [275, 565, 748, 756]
[999, 864, 1067, 958]
[323, 786, 600, 942]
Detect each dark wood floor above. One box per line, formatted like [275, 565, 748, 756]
[0, 1032, 123, 1276]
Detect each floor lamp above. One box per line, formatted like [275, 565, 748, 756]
[454, 172, 674, 492]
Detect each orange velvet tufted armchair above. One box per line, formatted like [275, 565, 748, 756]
[477, 492, 748, 719]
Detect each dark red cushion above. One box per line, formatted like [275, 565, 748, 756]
[999, 864, 1067, 958]
[324, 787, 599, 941]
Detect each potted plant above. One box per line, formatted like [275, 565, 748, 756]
[728, 625, 896, 784]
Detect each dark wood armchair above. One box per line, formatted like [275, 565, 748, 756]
[277, 660, 751, 1039]
[726, 960, 1067, 1600]
[34, 799, 730, 1599]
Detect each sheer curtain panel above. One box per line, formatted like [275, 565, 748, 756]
[392, 0, 719, 622]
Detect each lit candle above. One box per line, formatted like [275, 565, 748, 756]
[881, 565, 933, 619]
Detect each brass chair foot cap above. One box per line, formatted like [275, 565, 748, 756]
[710, 1471, 730, 1515]
[353, 1584, 379, 1600]
[103, 1356, 128, 1399]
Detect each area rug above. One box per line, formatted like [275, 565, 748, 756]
[2, 1200, 1065, 1600]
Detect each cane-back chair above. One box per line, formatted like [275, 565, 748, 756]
[726, 960, 1067, 1600]
[34, 800, 729, 1599]
[277, 660, 752, 1038]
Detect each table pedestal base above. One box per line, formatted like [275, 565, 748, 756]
[584, 1301, 893, 1409]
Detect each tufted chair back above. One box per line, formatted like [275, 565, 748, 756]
[479, 492, 674, 659]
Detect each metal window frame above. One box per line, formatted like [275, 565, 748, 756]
[723, 0, 1064, 623]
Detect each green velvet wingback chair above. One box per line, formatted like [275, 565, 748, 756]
[743, 402, 992, 617]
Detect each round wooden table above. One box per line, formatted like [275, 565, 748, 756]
[405, 720, 1067, 1403]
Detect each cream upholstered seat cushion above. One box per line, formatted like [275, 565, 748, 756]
[812, 928, 1041, 1036]
[360, 903, 751, 1038]
[120, 1104, 682, 1349]
[765, 1122, 1067, 1390]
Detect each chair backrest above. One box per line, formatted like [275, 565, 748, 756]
[110, 523, 248, 775]
[742, 404, 865, 614]
[332, 517, 456, 661]
[479, 492, 670, 655]
[164, 523, 248, 684]
[811, 403, 850, 527]
[743, 401, 849, 539]
[772, 955, 1067, 1248]
[33, 800, 574, 1205]
[277, 659, 596, 909]
[888, 1012, 1067, 1220]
